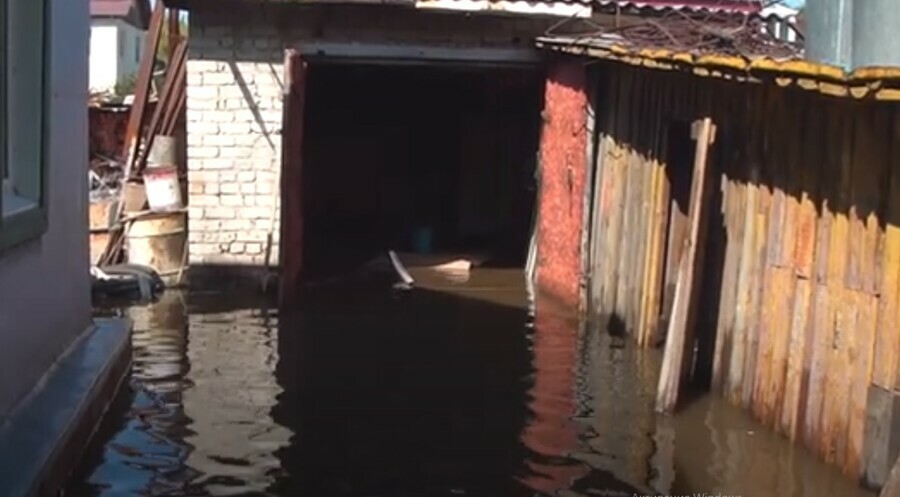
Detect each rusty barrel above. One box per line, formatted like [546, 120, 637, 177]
[126, 209, 187, 286]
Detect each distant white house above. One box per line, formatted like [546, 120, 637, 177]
[90, 0, 151, 93]
[760, 3, 802, 44]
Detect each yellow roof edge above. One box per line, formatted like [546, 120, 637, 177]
[850, 66, 900, 81]
[545, 41, 900, 85]
[539, 42, 900, 99]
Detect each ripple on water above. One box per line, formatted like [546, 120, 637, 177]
[67, 275, 876, 497]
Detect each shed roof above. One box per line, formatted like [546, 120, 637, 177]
[596, 0, 760, 14]
[162, 0, 761, 11]
[536, 34, 900, 101]
[91, 0, 152, 29]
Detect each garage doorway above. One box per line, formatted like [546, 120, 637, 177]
[282, 56, 545, 292]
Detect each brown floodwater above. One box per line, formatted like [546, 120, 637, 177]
[65, 267, 875, 497]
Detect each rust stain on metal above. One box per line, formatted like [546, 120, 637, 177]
[536, 59, 588, 309]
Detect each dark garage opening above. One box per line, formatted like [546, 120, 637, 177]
[299, 62, 545, 280]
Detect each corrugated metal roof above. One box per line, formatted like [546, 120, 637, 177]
[536, 35, 900, 100]
[595, 0, 762, 14]
[91, 0, 152, 29]
[162, 0, 763, 9]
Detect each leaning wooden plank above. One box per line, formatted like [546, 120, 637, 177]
[848, 108, 887, 479]
[722, 179, 747, 398]
[637, 86, 662, 346]
[880, 454, 900, 497]
[628, 144, 648, 333]
[603, 72, 630, 319]
[603, 141, 626, 316]
[120, 2, 165, 170]
[873, 107, 900, 390]
[828, 113, 856, 469]
[765, 266, 796, 429]
[754, 263, 776, 421]
[595, 131, 615, 314]
[864, 384, 895, 488]
[656, 117, 716, 413]
[619, 69, 640, 329]
[628, 78, 650, 333]
[590, 74, 616, 315]
[848, 291, 878, 478]
[793, 101, 823, 445]
[589, 135, 609, 315]
[783, 277, 812, 440]
[752, 89, 781, 419]
[744, 179, 769, 409]
[646, 115, 672, 347]
[740, 95, 767, 409]
[814, 103, 836, 287]
[860, 107, 886, 299]
[616, 120, 638, 331]
[780, 105, 811, 437]
[135, 39, 187, 173]
[830, 288, 857, 470]
[629, 78, 649, 337]
[650, 170, 670, 333]
[807, 103, 840, 457]
[728, 137, 758, 406]
[101, 2, 165, 265]
[804, 282, 832, 454]
[712, 176, 741, 394]
[639, 152, 661, 346]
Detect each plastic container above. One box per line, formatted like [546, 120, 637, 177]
[413, 226, 433, 254]
[143, 165, 183, 211]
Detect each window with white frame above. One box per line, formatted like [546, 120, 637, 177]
[1, 0, 48, 251]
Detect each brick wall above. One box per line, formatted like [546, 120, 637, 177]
[186, 4, 554, 272]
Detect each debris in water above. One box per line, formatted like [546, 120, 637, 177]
[388, 250, 415, 288]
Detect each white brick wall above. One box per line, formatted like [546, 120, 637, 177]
[187, 56, 284, 266]
[186, 4, 552, 270]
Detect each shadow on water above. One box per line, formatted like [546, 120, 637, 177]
[67, 269, 875, 497]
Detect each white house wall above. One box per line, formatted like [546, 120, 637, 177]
[90, 18, 145, 93]
[0, 0, 91, 416]
[90, 21, 119, 92]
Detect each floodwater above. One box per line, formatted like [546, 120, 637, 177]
[66, 268, 875, 497]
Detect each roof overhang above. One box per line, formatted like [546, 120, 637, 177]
[594, 0, 760, 15]
[92, 0, 152, 29]
[536, 36, 900, 101]
[415, 0, 591, 18]
[162, 0, 589, 15]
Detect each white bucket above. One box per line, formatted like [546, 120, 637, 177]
[143, 165, 183, 211]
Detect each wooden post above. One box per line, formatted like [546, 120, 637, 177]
[120, 2, 165, 169]
[278, 49, 308, 305]
[656, 117, 716, 413]
[881, 455, 900, 497]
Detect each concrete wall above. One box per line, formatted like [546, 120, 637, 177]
[535, 58, 587, 309]
[185, 4, 554, 273]
[0, 0, 92, 417]
[90, 18, 144, 93]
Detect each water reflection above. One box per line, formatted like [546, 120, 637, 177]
[67, 270, 874, 497]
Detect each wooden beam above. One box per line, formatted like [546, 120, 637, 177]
[881, 452, 900, 497]
[278, 49, 308, 305]
[656, 117, 717, 413]
[120, 2, 165, 168]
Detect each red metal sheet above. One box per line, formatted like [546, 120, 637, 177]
[535, 58, 588, 309]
